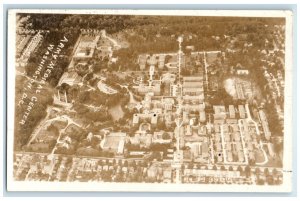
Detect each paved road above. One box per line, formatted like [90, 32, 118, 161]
[203, 52, 209, 91]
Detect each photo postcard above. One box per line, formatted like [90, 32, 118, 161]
[6, 9, 294, 192]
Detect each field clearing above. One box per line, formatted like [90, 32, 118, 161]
[108, 104, 124, 121]
[206, 51, 219, 65]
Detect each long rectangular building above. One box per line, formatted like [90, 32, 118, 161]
[238, 105, 246, 119]
[259, 110, 271, 140]
[228, 105, 236, 119]
[183, 76, 203, 82]
[182, 88, 203, 96]
[183, 81, 203, 88]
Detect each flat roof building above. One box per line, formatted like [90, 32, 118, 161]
[182, 87, 203, 96]
[229, 105, 236, 119]
[182, 81, 203, 88]
[238, 105, 246, 119]
[183, 76, 203, 82]
[259, 110, 271, 140]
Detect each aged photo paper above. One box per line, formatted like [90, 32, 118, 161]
[6, 9, 293, 192]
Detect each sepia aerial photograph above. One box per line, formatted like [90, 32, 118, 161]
[6, 9, 293, 192]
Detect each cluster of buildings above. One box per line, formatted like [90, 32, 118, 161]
[14, 152, 173, 183]
[73, 34, 99, 60]
[14, 21, 285, 184]
[134, 79, 162, 96]
[138, 54, 166, 70]
[58, 33, 98, 87]
[258, 110, 272, 140]
[132, 83, 175, 126]
[75, 29, 118, 61]
[182, 168, 242, 184]
[180, 75, 206, 122]
[128, 132, 174, 160]
[16, 35, 31, 58]
[146, 163, 173, 183]
[213, 105, 247, 125]
[134, 64, 162, 95]
[209, 104, 269, 165]
[221, 124, 246, 164]
[16, 31, 44, 67]
[233, 78, 254, 100]
[138, 54, 147, 70]
[212, 125, 224, 163]
[211, 105, 264, 165]
[183, 125, 210, 163]
[59, 29, 119, 88]
[69, 157, 173, 183]
[98, 127, 174, 158]
[134, 48, 212, 165]
[133, 112, 159, 125]
[129, 132, 153, 149]
[240, 120, 265, 164]
[182, 76, 204, 97]
[14, 153, 68, 182]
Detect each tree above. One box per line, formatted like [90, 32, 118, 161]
[188, 162, 194, 169]
[118, 159, 123, 166]
[264, 168, 270, 177]
[255, 168, 261, 176]
[162, 132, 171, 140]
[90, 136, 100, 148]
[237, 166, 243, 175]
[157, 121, 166, 131]
[272, 168, 278, 177]
[257, 178, 265, 185]
[245, 165, 251, 178]
[132, 161, 137, 169]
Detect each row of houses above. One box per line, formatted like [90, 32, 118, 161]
[213, 105, 246, 124]
[181, 76, 206, 123]
[219, 123, 246, 163]
[16, 31, 43, 67]
[16, 35, 31, 57]
[240, 120, 263, 163]
[258, 110, 272, 140]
